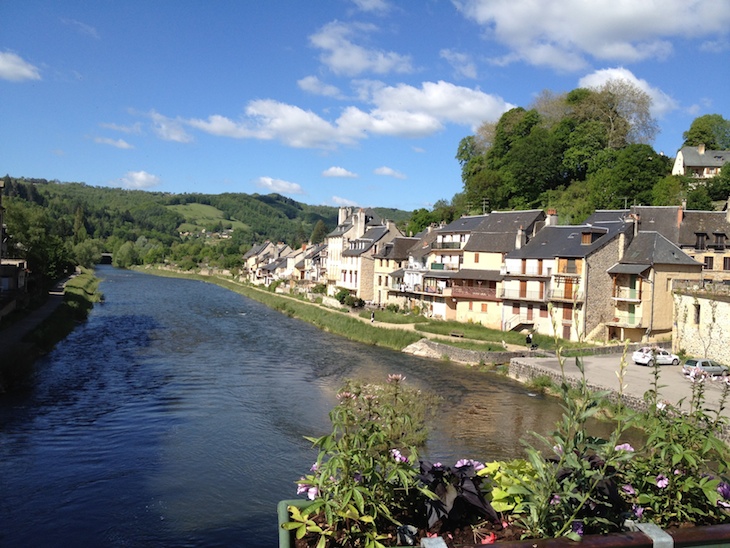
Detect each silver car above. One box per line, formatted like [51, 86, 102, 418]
[682, 358, 729, 376]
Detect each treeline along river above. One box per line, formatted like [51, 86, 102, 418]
[0, 266, 569, 547]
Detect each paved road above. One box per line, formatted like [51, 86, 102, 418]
[517, 353, 729, 419]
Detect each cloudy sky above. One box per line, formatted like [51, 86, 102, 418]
[2, 1, 729, 210]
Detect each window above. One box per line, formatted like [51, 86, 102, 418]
[724, 257, 730, 271]
[694, 304, 701, 324]
[521, 259, 526, 274]
[540, 305, 548, 318]
[512, 304, 520, 315]
[481, 303, 487, 313]
[696, 233, 707, 250]
[378, 275, 382, 286]
[704, 256, 714, 270]
[581, 232, 592, 245]
[468, 301, 473, 311]
[474, 253, 479, 264]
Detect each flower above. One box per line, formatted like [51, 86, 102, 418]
[718, 482, 730, 508]
[387, 374, 405, 383]
[656, 474, 669, 489]
[297, 481, 319, 500]
[633, 505, 644, 518]
[622, 484, 636, 496]
[550, 494, 561, 505]
[615, 443, 635, 452]
[455, 458, 485, 470]
[571, 521, 584, 537]
[391, 449, 408, 463]
[656, 401, 667, 411]
[480, 532, 497, 544]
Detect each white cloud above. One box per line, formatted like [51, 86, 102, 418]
[310, 21, 413, 76]
[332, 196, 360, 206]
[148, 110, 193, 142]
[454, 0, 730, 71]
[0, 51, 41, 82]
[100, 122, 142, 134]
[61, 18, 100, 39]
[119, 170, 160, 189]
[297, 76, 344, 98]
[374, 166, 406, 179]
[440, 49, 477, 79]
[94, 137, 134, 149]
[323, 166, 358, 178]
[173, 81, 511, 148]
[578, 67, 678, 117]
[700, 38, 730, 53]
[254, 176, 304, 195]
[352, 0, 390, 13]
[412, 146, 425, 153]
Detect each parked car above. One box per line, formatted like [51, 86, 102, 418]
[632, 346, 680, 366]
[682, 358, 729, 376]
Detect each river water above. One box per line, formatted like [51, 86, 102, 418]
[0, 266, 568, 547]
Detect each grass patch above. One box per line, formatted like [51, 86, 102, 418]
[25, 268, 102, 351]
[358, 309, 430, 324]
[415, 320, 589, 352]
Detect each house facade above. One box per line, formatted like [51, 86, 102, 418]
[671, 144, 730, 179]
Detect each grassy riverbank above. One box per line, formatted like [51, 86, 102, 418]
[0, 268, 102, 390]
[26, 269, 103, 351]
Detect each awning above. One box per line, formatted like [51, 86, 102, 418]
[606, 263, 650, 275]
[450, 268, 503, 282]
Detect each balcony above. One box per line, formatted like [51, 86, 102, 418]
[431, 241, 463, 250]
[612, 287, 642, 302]
[446, 286, 499, 300]
[607, 313, 644, 327]
[504, 269, 551, 278]
[430, 263, 460, 271]
[547, 289, 584, 302]
[501, 289, 548, 302]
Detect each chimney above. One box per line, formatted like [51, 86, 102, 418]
[546, 209, 558, 226]
[698, 143, 706, 155]
[515, 226, 526, 249]
[678, 203, 684, 228]
[338, 206, 350, 225]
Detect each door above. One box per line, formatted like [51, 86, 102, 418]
[563, 278, 574, 300]
[629, 274, 637, 299]
[628, 304, 635, 325]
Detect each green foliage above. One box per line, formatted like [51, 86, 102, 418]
[683, 114, 730, 150]
[310, 219, 329, 244]
[290, 376, 438, 547]
[333, 287, 350, 305]
[621, 364, 730, 527]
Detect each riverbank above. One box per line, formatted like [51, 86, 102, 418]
[0, 269, 101, 391]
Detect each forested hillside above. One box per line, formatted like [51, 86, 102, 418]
[0, 176, 408, 285]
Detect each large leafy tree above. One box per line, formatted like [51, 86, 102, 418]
[682, 114, 730, 150]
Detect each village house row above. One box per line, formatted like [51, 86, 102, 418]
[241, 201, 730, 346]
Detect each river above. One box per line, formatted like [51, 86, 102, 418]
[0, 266, 567, 547]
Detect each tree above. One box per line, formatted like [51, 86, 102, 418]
[705, 161, 730, 200]
[310, 220, 328, 244]
[682, 114, 730, 150]
[651, 176, 684, 206]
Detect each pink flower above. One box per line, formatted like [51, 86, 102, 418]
[656, 474, 669, 488]
[615, 443, 635, 452]
[391, 449, 408, 463]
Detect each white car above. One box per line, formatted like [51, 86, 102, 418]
[632, 346, 680, 366]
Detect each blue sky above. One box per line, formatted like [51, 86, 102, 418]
[2, 1, 729, 211]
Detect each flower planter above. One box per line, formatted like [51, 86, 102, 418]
[278, 500, 730, 548]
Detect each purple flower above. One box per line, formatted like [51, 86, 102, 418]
[353, 472, 363, 483]
[297, 481, 319, 500]
[718, 482, 730, 508]
[571, 521, 584, 537]
[656, 474, 669, 489]
[391, 449, 408, 463]
[550, 494, 561, 505]
[615, 443, 635, 452]
[622, 484, 636, 496]
[387, 374, 405, 383]
[455, 458, 485, 470]
[633, 505, 644, 519]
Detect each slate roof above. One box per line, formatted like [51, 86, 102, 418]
[327, 208, 382, 237]
[408, 229, 439, 261]
[450, 268, 503, 281]
[610, 231, 700, 269]
[506, 220, 630, 260]
[461, 210, 546, 253]
[372, 236, 419, 260]
[678, 211, 730, 246]
[585, 207, 683, 243]
[677, 146, 730, 168]
[437, 215, 490, 234]
[243, 242, 269, 259]
[342, 226, 390, 257]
